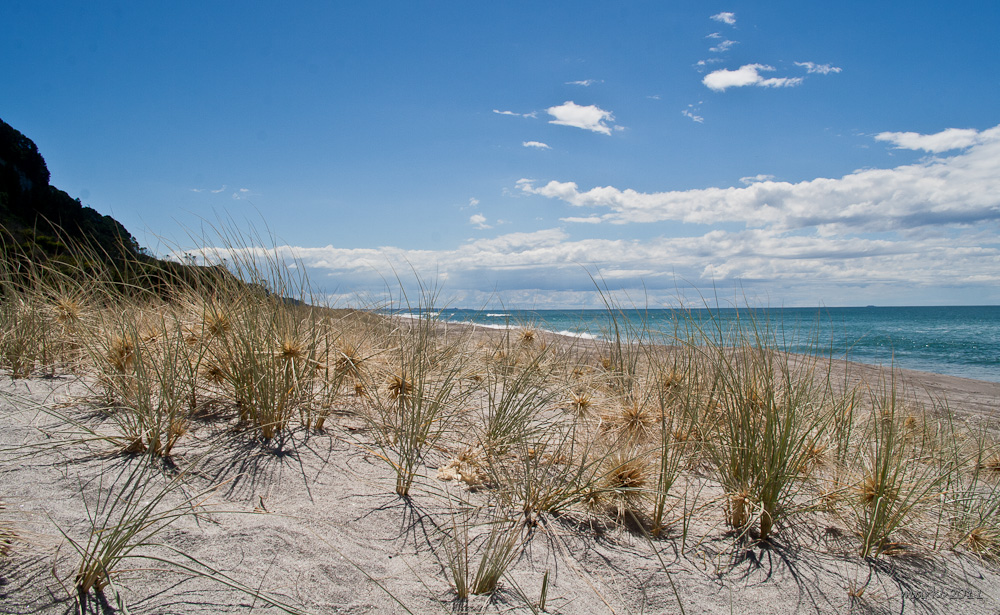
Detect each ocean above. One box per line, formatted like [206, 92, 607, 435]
[422, 306, 1000, 383]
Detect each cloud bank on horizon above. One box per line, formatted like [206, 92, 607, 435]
[201, 124, 1000, 308]
[517, 125, 1000, 231]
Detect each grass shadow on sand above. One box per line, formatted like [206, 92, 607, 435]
[185, 426, 318, 505]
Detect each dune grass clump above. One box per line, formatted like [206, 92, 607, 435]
[0, 290, 50, 379]
[0, 240, 44, 378]
[74, 303, 203, 456]
[0, 498, 14, 557]
[210, 298, 322, 440]
[595, 448, 652, 522]
[649, 362, 700, 536]
[360, 283, 475, 497]
[945, 432, 1000, 559]
[484, 418, 608, 526]
[850, 377, 956, 558]
[476, 343, 558, 456]
[440, 500, 525, 599]
[65, 453, 208, 604]
[168, 223, 333, 441]
[567, 389, 594, 417]
[685, 310, 835, 542]
[42, 287, 88, 367]
[47, 443, 308, 614]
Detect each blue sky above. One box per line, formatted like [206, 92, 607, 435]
[3, 1, 999, 308]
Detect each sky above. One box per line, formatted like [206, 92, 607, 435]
[2, 1, 999, 308]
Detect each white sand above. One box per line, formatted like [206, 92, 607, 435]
[2, 352, 1000, 614]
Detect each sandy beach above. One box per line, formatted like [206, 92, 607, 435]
[2, 323, 1000, 615]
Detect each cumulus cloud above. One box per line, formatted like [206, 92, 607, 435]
[191, 185, 229, 194]
[517, 124, 1000, 233]
[703, 64, 803, 92]
[695, 58, 724, 70]
[522, 141, 551, 149]
[875, 127, 986, 153]
[682, 107, 704, 123]
[711, 12, 736, 25]
[546, 101, 616, 135]
[709, 39, 738, 53]
[193, 186, 253, 199]
[560, 215, 604, 224]
[566, 79, 602, 87]
[469, 213, 492, 229]
[202, 224, 999, 307]
[795, 61, 843, 74]
[493, 109, 537, 118]
[740, 174, 776, 185]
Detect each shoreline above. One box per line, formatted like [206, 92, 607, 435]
[441, 317, 1000, 420]
[423, 306, 1000, 385]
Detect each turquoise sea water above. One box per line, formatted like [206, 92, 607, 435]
[423, 306, 1000, 383]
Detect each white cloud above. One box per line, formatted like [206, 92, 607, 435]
[695, 58, 724, 71]
[517, 124, 1000, 233]
[740, 174, 776, 185]
[560, 216, 604, 224]
[523, 141, 551, 149]
[682, 107, 704, 123]
[493, 109, 537, 119]
[470, 213, 492, 230]
[709, 39, 738, 53]
[191, 185, 228, 194]
[703, 64, 803, 92]
[597, 268, 661, 280]
[566, 79, 602, 87]
[204, 225, 999, 307]
[711, 12, 736, 25]
[875, 127, 986, 153]
[546, 101, 616, 135]
[795, 61, 843, 75]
